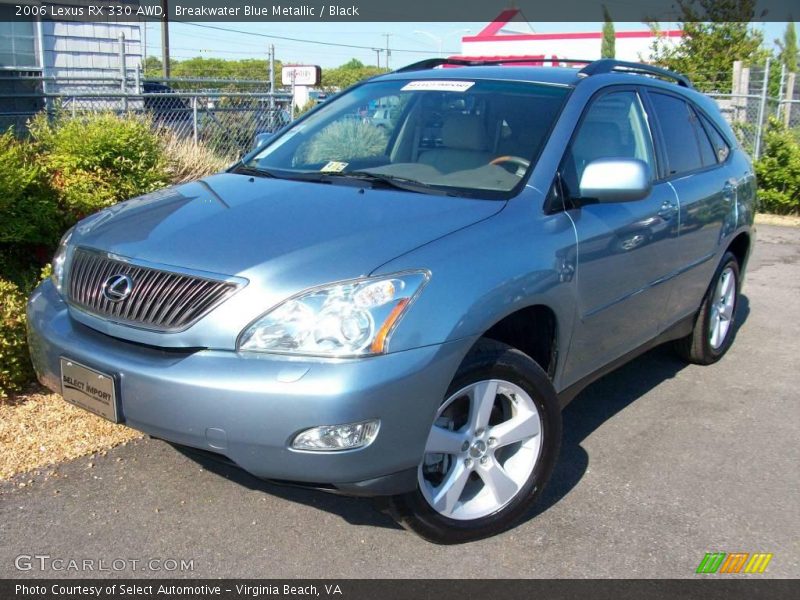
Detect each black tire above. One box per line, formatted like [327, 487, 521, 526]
[388, 339, 562, 544]
[674, 251, 741, 365]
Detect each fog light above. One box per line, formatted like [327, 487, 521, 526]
[292, 420, 380, 451]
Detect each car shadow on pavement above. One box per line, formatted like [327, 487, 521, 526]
[175, 296, 750, 534]
[522, 293, 750, 525]
[171, 445, 404, 530]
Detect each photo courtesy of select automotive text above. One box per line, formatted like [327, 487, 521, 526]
[0, 0, 798, 597]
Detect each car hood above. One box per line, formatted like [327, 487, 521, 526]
[68, 173, 504, 348]
[74, 173, 503, 281]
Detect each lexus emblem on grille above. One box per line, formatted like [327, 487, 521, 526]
[102, 274, 134, 302]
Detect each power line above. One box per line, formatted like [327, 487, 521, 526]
[181, 22, 459, 55]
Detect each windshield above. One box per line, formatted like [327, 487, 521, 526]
[245, 78, 569, 198]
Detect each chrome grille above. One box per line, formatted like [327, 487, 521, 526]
[67, 248, 240, 331]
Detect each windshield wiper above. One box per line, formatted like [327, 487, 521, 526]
[323, 171, 456, 196]
[229, 162, 279, 178]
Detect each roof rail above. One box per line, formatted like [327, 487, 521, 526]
[578, 59, 693, 88]
[393, 57, 693, 89]
[394, 57, 595, 73]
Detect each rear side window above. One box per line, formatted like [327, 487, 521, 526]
[649, 92, 709, 176]
[699, 113, 731, 163]
[689, 106, 718, 167]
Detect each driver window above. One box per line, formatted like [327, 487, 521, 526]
[561, 91, 655, 198]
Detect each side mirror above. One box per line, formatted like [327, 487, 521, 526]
[252, 132, 274, 151]
[578, 158, 652, 203]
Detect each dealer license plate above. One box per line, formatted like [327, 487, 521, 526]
[60, 358, 119, 423]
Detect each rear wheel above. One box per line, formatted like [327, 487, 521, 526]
[389, 339, 561, 544]
[674, 251, 740, 365]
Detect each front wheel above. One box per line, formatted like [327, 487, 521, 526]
[389, 340, 561, 544]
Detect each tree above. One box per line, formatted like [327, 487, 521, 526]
[601, 6, 616, 59]
[321, 58, 388, 91]
[777, 22, 798, 73]
[649, 0, 768, 92]
[143, 56, 162, 77]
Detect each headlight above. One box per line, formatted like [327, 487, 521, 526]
[237, 271, 429, 357]
[50, 227, 74, 295]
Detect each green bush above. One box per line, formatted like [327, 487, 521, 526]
[755, 118, 800, 215]
[0, 277, 35, 400]
[0, 130, 62, 246]
[29, 111, 169, 222]
[297, 119, 388, 165]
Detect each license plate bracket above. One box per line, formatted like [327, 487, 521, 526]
[60, 358, 119, 423]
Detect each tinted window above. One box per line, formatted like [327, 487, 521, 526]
[561, 91, 654, 197]
[649, 93, 705, 176]
[689, 106, 717, 167]
[699, 113, 731, 163]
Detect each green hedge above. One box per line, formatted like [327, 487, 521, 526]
[755, 118, 800, 215]
[29, 111, 169, 223]
[0, 277, 35, 399]
[0, 130, 62, 247]
[0, 112, 170, 398]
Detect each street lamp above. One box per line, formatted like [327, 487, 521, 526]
[413, 29, 471, 57]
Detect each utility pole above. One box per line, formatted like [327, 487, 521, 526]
[268, 44, 275, 126]
[161, 0, 170, 78]
[383, 33, 392, 69]
[373, 48, 383, 67]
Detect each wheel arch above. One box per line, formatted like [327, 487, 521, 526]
[469, 304, 559, 379]
[726, 231, 751, 272]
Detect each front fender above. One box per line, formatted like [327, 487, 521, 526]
[374, 194, 579, 391]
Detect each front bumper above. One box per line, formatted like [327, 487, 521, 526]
[27, 281, 472, 495]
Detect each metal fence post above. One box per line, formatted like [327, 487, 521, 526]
[192, 96, 198, 144]
[776, 63, 786, 118]
[753, 57, 770, 161]
[119, 32, 128, 112]
[784, 72, 796, 128]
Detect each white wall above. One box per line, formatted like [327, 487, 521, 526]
[41, 21, 142, 86]
[460, 33, 680, 63]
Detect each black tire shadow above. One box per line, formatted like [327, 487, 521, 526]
[174, 296, 750, 535]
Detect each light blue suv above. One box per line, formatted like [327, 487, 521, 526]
[27, 59, 755, 543]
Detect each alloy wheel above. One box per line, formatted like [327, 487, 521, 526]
[709, 265, 736, 350]
[418, 379, 543, 521]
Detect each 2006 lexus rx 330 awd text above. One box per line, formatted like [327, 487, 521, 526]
[28, 58, 755, 543]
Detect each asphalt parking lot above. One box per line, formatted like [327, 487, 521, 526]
[1, 224, 798, 579]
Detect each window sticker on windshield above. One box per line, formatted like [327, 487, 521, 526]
[401, 80, 475, 92]
[321, 161, 348, 173]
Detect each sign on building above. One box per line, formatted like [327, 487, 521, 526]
[282, 65, 322, 86]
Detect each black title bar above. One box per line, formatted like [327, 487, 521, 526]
[3, 579, 799, 600]
[1, 0, 798, 22]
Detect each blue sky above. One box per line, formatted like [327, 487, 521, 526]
[143, 21, 791, 69]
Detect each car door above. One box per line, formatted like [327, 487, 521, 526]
[560, 89, 684, 383]
[644, 91, 737, 320]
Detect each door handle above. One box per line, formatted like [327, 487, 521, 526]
[658, 200, 677, 219]
[722, 179, 737, 202]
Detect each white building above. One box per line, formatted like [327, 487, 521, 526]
[455, 9, 681, 64]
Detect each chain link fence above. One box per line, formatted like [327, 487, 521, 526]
[3, 62, 799, 162]
[704, 62, 800, 159]
[0, 73, 293, 160]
